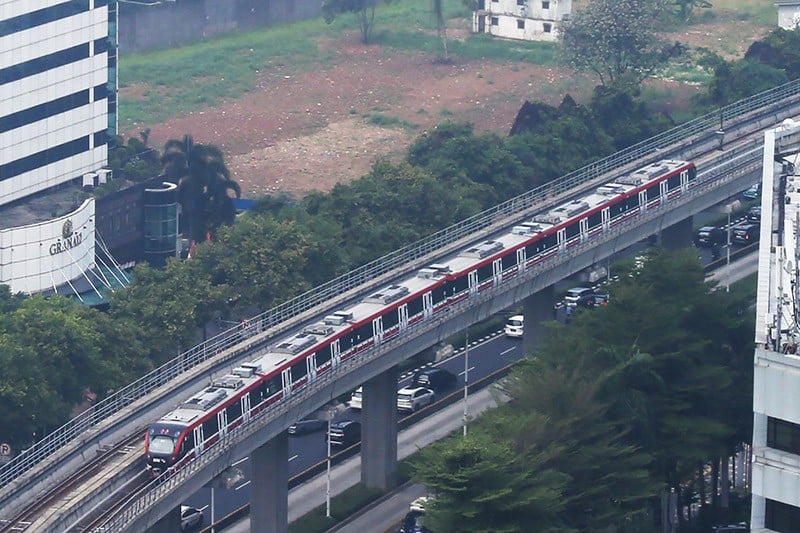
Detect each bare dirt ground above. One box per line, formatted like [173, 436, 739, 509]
[123, 21, 769, 200]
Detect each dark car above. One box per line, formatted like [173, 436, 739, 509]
[288, 418, 327, 436]
[746, 206, 761, 223]
[742, 182, 761, 200]
[412, 367, 457, 393]
[326, 420, 361, 447]
[694, 226, 726, 247]
[398, 510, 430, 533]
[731, 223, 759, 246]
[579, 291, 609, 308]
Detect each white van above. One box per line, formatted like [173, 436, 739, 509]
[504, 315, 524, 338]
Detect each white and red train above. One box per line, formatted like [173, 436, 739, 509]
[145, 159, 697, 475]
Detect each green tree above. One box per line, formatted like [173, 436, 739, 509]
[321, 0, 397, 44]
[412, 432, 570, 532]
[161, 135, 241, 244]
[673, 0, 712, 21]
[559, 0, 682, 87]
[432, 0, 449, 62]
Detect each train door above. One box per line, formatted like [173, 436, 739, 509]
[217, 410, 228, 437]
[306, 354, 317, 381]
[579, 218, 589, 242]
[680, 169, 690, 191]
[193, 426, 204, 453]
[492, 258, 503, 285]
[398, 304, 409, 331]
[373, 317, 384, 344]
[557, 228, 567, 250]
[638, 190, 647, 212]
[468, 270, 479, 295]
[659, 180, 668, 203]
[602, 207, 611, 230]
[331, 339, 341, 368]
[241, 395, 251, 423]
[281, 368, 292, 397]
[516, 248, 526, 273]
[423, 292, 433, 318]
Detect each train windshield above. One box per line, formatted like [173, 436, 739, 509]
[149, 435, 176, 455]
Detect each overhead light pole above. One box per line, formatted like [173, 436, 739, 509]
[326, 406, 334, 518]
[463, 327, 469, 437]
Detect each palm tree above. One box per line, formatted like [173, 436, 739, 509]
[161, 135, 241, 244]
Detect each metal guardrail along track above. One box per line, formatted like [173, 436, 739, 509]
[1, 79, 798, 520]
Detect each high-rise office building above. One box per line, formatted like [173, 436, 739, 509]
[751, 120, 800, 531]
[1, 0, 117, 207]
[0, 0, 118, 296]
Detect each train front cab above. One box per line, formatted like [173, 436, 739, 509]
[145, 423, 186, 476]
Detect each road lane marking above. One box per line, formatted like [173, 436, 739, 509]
[289, 454, 299, 462]
[232, 456, 249, 467]
[458, 366, 475, 376]
[235, 480, 251, 491]
[500, 347, 516, 355]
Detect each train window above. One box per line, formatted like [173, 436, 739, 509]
[447, 276, 469, 295]
[587, 211, 602, 229]
[339, 331, 357, 350]
[624, 195, 639, 212]
[501, 252, 517, 271]
[667, 174, 680, 190]
[181, 432, 195, 454]
[646, 186, 659, 202]
[202, 416, 219, 438]
[687, 166, 697, 181]
[431, 286, 447, 306]
[407, 295, 424, 316]
[542, 233, 557, 249]
[565, 223, 580, 239]
[476, 263, 493, 282]
[315, 344, 332, 367]
[353, 322, 372, 342]
[265, 376, 281, 396]
[290, 360, 308, 382]
[383, 309, 400, 329]
[226, 400, 242, 422]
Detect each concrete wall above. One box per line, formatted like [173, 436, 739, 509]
[118, 0, 323, 54]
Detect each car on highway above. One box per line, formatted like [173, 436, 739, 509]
[694, 226, 726, 247]
[349, 387, 363, 410]
[731, 223, 759, 245]
[180, 505, 203, 531]
[412, 367, 457, 393]
[288, 418, 327, 436]
[579, 291, 609, 308]
[747, 206, 761, 223]
[397, 387, 435, 413]
[504, 315, 524, 338]
[563, 287, 595, 307]
[742, 182, 761, 200]
[326, 420, 361, 447]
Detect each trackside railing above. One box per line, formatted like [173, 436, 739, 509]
[0, 78, 797, 496]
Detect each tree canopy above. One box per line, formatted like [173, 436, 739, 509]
[321, 0, 397, 44]
[559, 0, 683, 87]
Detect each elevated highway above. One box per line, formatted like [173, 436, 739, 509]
[3, 80, 800, 532]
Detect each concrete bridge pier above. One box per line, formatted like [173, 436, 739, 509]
[361, 366, 399, 490]
[659, 215, 693, 250]
[523, 284, 555, 356]
[251, 432, 289, 533]
[147, 506, 180, 532]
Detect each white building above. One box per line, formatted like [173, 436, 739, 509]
[0, 0, 117, 296]
[751, 119, 800, 531]
[472, 0, 572, 42]
[776, 1, 800, 30]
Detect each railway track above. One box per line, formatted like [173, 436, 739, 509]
[0, 433, 144, 533]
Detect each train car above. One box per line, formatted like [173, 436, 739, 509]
[145, 159, 696, 476]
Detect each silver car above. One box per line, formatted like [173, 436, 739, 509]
[181, 505, 203, 531]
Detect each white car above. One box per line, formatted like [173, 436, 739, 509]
[504, 315, 524, 338]
[349, 387, 363, 410]
[397, 387, 435, 413]
[180, 505, 203, 531]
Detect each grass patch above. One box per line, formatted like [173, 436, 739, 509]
[288, 483, 385, 533]
[365, 113, 418, 130]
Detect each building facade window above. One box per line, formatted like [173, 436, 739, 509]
[767, 417, 800, 455]
[766, 499, 800, 532]
[491, 16, 499, 25]
[542, 0, 550, 8]
[543, 22, 552, 33]
[517, 19, 525, 29]
[517, 0, 526, 5]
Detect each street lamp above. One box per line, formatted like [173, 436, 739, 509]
[325, 406, 335, 518]
[463, 327, 469, 437]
